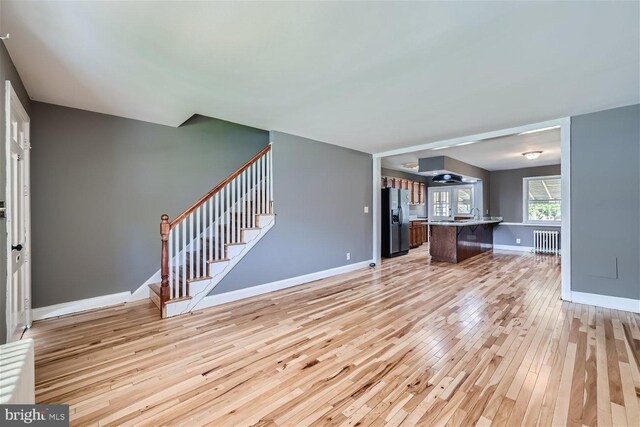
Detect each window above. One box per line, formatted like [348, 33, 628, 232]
[454, 186, 474, 216]
[523, 175, 561, 223]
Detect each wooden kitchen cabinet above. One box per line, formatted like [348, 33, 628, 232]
[409, 221, 423, 249]
[381, 177, 425, 207]
[411, 182, 419, 204]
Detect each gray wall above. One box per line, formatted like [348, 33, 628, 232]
[490, 165, 561, 247]
[571, 104, 639, 300]
[490, 165, 561, 222]
[213, 131, 373, 295]
[31, 103, 269, 308]
[493, 224, 561, 248]
[1, 41, 31, 343]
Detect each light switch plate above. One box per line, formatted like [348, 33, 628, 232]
[364, 206, 369, 213]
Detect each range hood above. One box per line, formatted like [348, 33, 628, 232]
[432, 173, 463, 184]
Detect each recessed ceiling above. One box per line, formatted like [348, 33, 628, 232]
[382, 128, 561, 172]
[2, 1, 638, 154]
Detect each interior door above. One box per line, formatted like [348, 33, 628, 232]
[5, 81, 31, 341]
[428, 188, 452, 220]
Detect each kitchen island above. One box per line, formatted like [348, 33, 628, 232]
[425, 218, 502, 263]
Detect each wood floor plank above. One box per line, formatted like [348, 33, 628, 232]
[23, 246, 640, 426]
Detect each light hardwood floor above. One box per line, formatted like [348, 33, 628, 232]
[25, 247, 640, 426]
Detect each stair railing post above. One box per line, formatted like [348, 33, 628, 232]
[160, 214, 171, 306]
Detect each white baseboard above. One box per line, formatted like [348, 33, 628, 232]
[569, 291, 640, 313]
[194, 260, 374, 311]
[31, 292, 132, 321]
[493, 244, 533, 253]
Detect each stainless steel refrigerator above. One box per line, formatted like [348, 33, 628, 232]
[381, 188, 410, 257]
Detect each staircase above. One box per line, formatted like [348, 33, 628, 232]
[149, 145, 275, 318]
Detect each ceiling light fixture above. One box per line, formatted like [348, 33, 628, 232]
[518, 125, 560, 135]
[432, 145, 451, 151]
[401, 162, 419, 170]
[522, 151, 543, 160]
[455, 141, 477, 146]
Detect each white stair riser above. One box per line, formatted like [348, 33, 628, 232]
[226, 244, 245, 259]
[164, 214, 275, 318]
[241, 229, 260, 241]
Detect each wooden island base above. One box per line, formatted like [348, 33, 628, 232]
[429, 222, 496, 263]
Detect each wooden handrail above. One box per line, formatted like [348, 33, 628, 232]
[169, 144, 271, 229]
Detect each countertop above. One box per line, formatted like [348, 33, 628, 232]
[422, 218, 503, 227]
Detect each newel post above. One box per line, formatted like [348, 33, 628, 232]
[160, 214, 171, 306]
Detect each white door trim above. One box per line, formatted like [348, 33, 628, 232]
[5, 81, 32, 341]
[372, 117, 572, 301]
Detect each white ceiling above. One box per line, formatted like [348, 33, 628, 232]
[2, 1, 638, 154]
[382, 128, 561, 172]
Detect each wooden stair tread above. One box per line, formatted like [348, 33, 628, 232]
[208, 258, 230, 264]
[148, 283, 161, 296]
[165, 295, 192, 304]
[226, 242, 246, 246]
[188, 276, 211, 283]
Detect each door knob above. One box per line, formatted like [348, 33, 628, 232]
[11, 244, 22, 251]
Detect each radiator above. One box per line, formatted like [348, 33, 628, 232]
[533, 230, 560, 255]
[0, 339, 35, 404]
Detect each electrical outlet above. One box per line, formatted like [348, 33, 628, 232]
[516, 238, 521, 244]
[346, 252, 351, 260]
[364, 206, 369, 213]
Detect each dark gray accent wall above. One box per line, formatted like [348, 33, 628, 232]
[31, 103, 269, 308]
[571, 104, 639, 300]
[1, 41, 31, 343]
[212, 131, 373, 295]
[419, 156, 489, 182]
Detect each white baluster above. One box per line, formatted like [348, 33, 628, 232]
[168, 228, 173, 299]
[182, 220, 186, 294]
[256, 161, 260, 219]
[225, 185, 230, 252]
[173, 226, 178, 298]
[265, 152, 270, 214]
[214, 193, 219, 260]
[237, 174, 241, 240]
[208, 198, 213, 269]
[269, 149, 274, 213]
[189, 213, 194, 293]
[252, 163, 256, 227]
[261, 155, 266, 214]
[196, 206, 201, 278]
[242, 170, 246, 231]
[232, 178, 237, 243]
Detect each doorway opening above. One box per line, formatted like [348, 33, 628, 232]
[372, 118, 570, 300]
